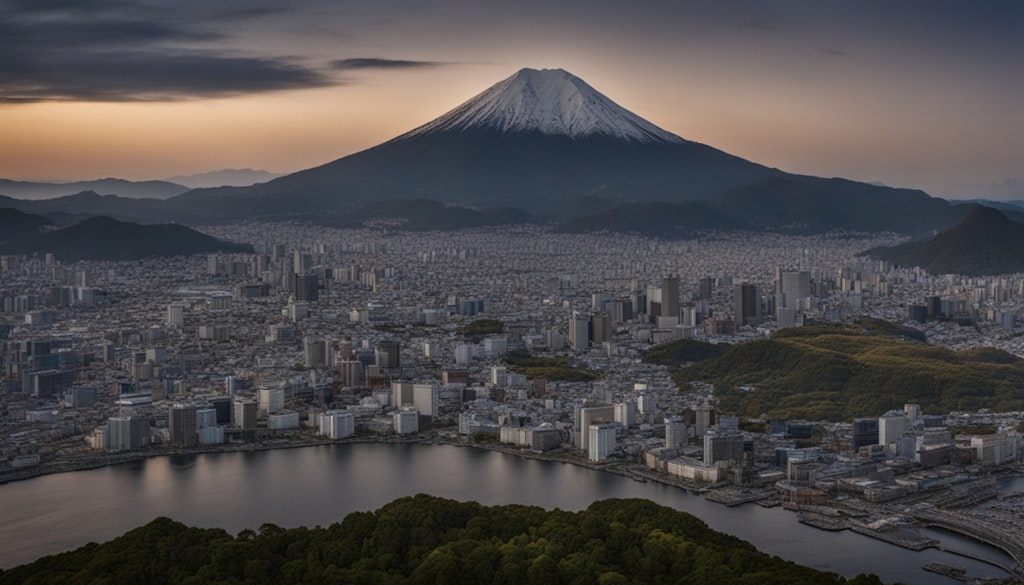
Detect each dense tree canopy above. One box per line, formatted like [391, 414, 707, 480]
[673, 325, 1024, 420]
[0, 495, 883, 585]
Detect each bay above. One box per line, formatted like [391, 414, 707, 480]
[0, 443, 1015, 583]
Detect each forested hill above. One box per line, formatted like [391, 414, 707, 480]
[0, 495, 883, 585]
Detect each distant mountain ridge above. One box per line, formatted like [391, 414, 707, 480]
[0, 178, 188, 200]
[0, 216, 252, 262]
[865, 205, 1024, 275]
[164, 168, 281, 189]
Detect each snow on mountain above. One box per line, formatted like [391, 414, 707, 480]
[399, 68, 686, 144]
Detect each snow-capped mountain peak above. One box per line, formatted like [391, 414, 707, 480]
[399, 68, 686, 144]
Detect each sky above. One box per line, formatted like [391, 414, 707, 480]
[1, 0, 1021, 200]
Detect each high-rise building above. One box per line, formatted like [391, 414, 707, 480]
[232, 399, 257, 431]
[167, 303, 184, 327]
[392, 381, 414, 407]
[377, 340, 401, 370]
[732, 283, 761, 327]
[293, 273, 319, 302]
[339, 360, 366, 388]
[576, 404, 614, 451]
[588, 423, 617, 461]
[703, 430, 744, 465]
[320, 410, 355, 439]
[569, 313, 589, 350]
[393, 409, 419, 434]
[591, 312, 612, 344]
[778, 270, 811, 311]
[169, 404, 197, 447]
[852, 418, 880, 450]
[258, 387, 285, 416]
[878, 413, 909, 456]
[613, 402, 636, 428]
[412, 383, 439, 419]
[661, 277, 679, 318]
[304, 337, 328, 368]
[665, 416, 686, 449]
[106, 416, 148, 452]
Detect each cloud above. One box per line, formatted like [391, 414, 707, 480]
[0, 1, 335, 103]
[329, 58, 444, 71]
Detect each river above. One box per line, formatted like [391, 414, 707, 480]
[0, 443, 1018, 583]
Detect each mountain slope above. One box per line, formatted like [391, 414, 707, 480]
[166, 68, 781, 218]
[0, 216, 252, 262]
[0, 208, 55, 245]
[865, 206, 1024, 275]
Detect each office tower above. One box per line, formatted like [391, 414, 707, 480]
[591, 312, 612, 344]
[339, 360, 366, 387]
[904, 404, 921, 426]
[778, 270, 811, 310]
[169, 404, 198, 447]
[661, 277, 679, 318]
[878, 413, 909, 456]
[304, 337, 327, 368]
[613, 402, 636, 428]
[232, 399, 257, 431]
[293, 273, 319, 302]
[576, 404, 614, 451]
[320, 410, 355, 439]
[569, 313, 589, 350]
[588, 423, 617, 461]
[692, 404, 714, 436]
[167, 303, 184, 327]
[393, 409, 419, 434]
[392, 381, 415, 407]
[491, 366, 508, 386]
[106, 416, 147, 452]
[698, 277, 715, 300]
[852, 418, 880, 450]
[665, 416, 686, 449]
[412, 383, 439, 418]
[703, 430, 744, 465]
[377, 340, 401, 370]
[732, 283, 761, 327]
[258, 387, 285, 416]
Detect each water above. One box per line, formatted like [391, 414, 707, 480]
[0, 444, 1016, 583]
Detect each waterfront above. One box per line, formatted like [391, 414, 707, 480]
[0, 443, 1018, 583]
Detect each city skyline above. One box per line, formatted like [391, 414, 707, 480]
[2, 1, 1022, 200]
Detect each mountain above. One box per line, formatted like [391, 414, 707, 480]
[0, 208, 55, 245]
[0, 191, 171, 225]
[865, 206, 1024, 275]
[166, 68, 781, 219]
[164, 168, 281, 189]
[0, 178, 188, 200]
[0, 216, 252, 262]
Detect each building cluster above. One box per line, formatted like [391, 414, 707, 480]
[0, 224, 1021, 500]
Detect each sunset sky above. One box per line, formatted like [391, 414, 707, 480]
[2, 1, 1021, 199]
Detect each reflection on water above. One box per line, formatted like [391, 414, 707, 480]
[0, 443, 1015, 585]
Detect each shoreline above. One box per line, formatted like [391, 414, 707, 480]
[4, 432, 1023, 581]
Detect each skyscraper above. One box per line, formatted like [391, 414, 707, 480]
[661, 277, 679, 318]
[733, 283, 761, 328]
[569, 313, 589, 350]
[169, 404, 197, 447]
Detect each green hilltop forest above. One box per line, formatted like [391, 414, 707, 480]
[0, 495, 882, 585]
[648, 320, 1024, 421]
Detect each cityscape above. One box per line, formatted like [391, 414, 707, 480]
[2, 2, 1023, 584]
[2, 222, 1023, 582]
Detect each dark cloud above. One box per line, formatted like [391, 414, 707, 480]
[820, 48, 847, 57]
[0, 51, 334, 103]
[0, 1, 334, 103]
[330, 58, 443, 70]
